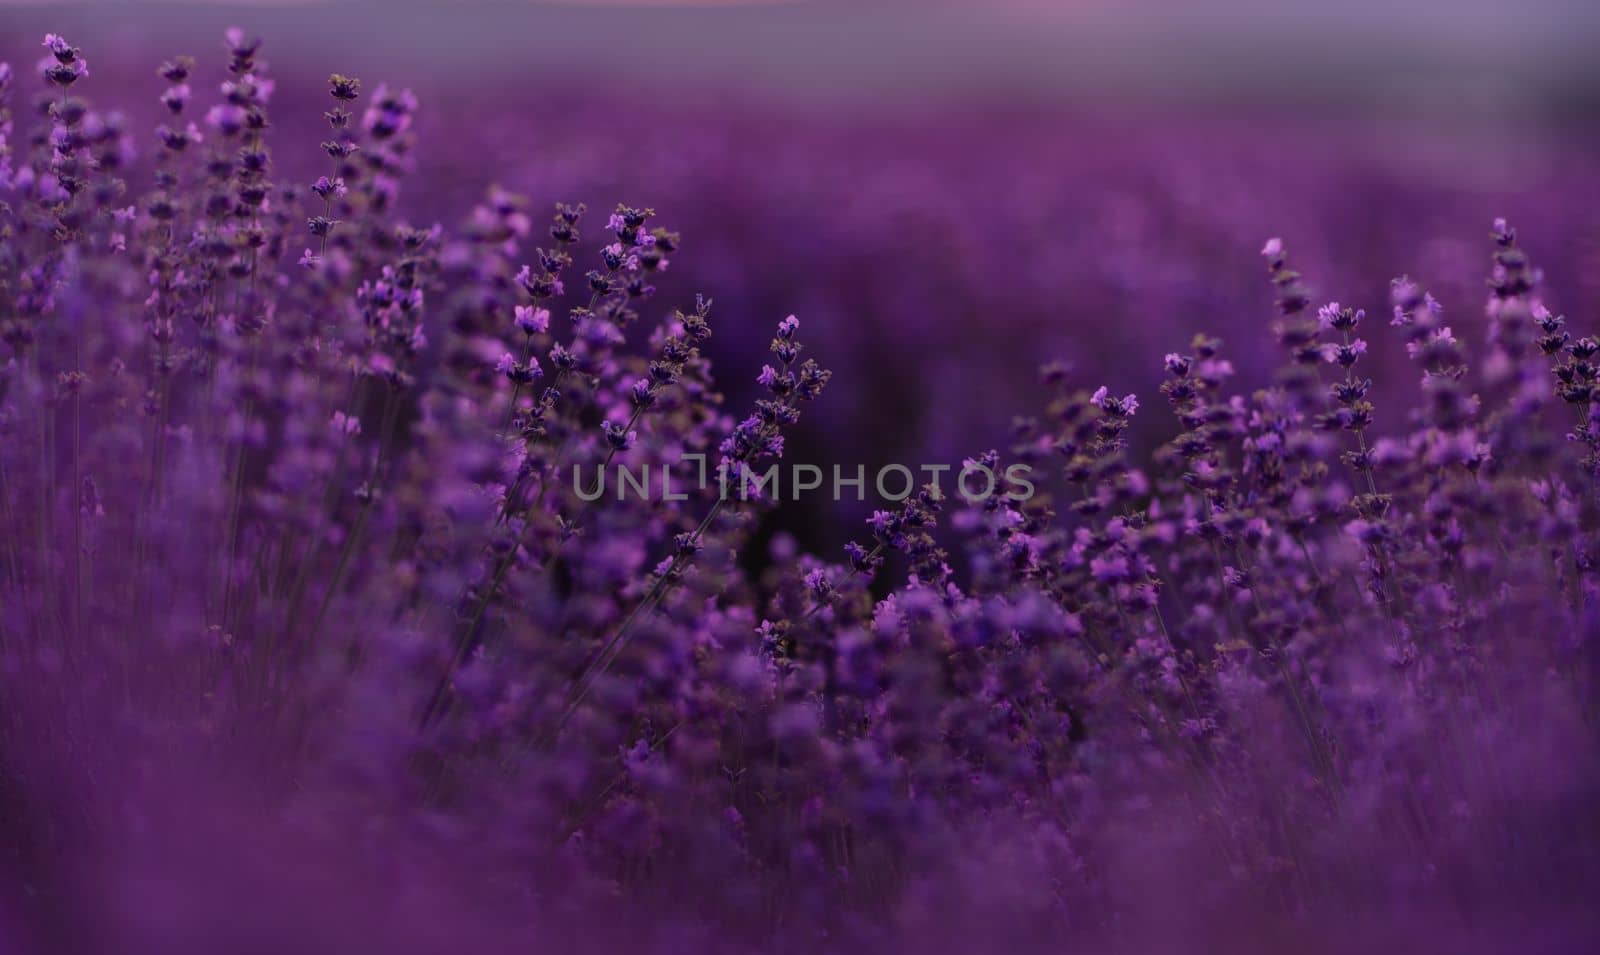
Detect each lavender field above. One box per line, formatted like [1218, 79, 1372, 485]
[1, 3, 1599, 953]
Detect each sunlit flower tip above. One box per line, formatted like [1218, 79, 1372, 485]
[331, 411, 361, 437]
[629, 380, 655, 409]
[1345, 519, 1386, 544]
[1090, 386, 1139, 416]
[328, 73, 362, 101]
[602, 420, 637, 451]
[42, 34, 75, 62]
[321, 139, 359, 159]
[224, 27, 260, 59]
[1321, 339, 1367, 365]
[362, 85, 418, 139]
[43, 57, 88, 86]
[1261, 237, 1284, 260]
[206, 104, 246, 134]
[157, 57, 192, 83]
[311, 176, 348, 200]
[776, 315, 800, 340]
[1317, 301, 1365, 332]
[513, 306, 550, 335]
[160, 84, 191, 113]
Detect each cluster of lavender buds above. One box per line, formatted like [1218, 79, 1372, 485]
[0, 31, 1596, 955]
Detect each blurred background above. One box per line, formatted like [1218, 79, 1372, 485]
[3, 0, 1599, 555]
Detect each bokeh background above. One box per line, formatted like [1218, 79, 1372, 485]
[3, 0, 1599, 553]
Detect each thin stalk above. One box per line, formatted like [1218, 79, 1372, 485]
[307, 385, 402, 644]
[217, 338, 261, 630]
[554, 494, 728, 731]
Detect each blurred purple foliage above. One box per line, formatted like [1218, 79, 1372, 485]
[0, 23, 1598, 955]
